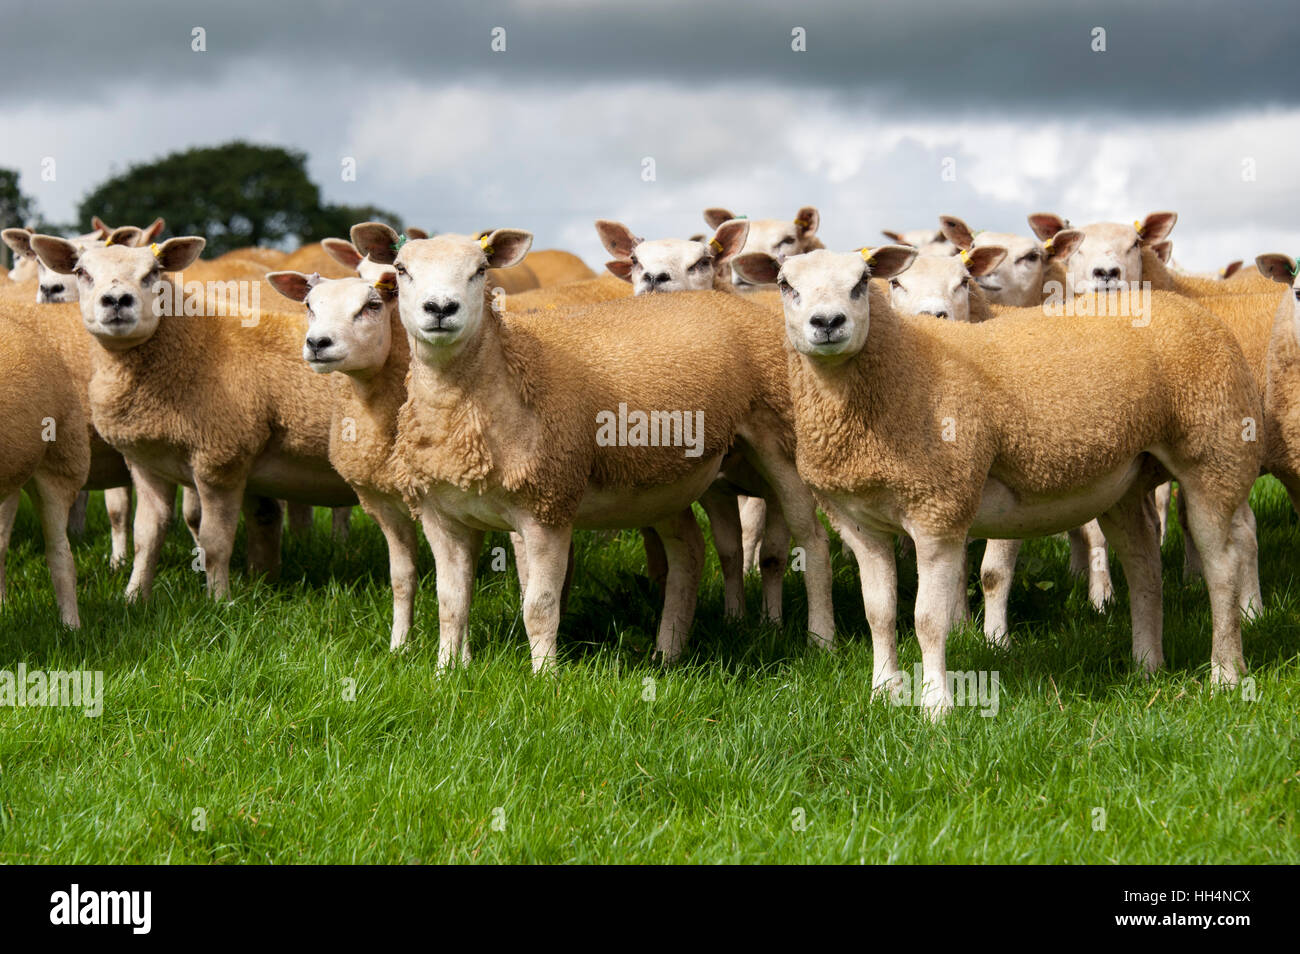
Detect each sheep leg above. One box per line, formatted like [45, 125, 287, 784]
[28, 473, 81, 628]
[1175, 488, 1204, 583]
[125, 467, 176, 603]
[739, 496, 766, 574]
[639, 528, 668, 595]
[913, 532, 968, 718]
[194, 481, 245, 600]
[979, 538, 1022, 648]
[1069, 520, 1113, 610]
[331, 507, 351, 539]
[515, 518, 572, 673]
[1153, 481, 1173, 546]
[68, 490, 89, 537]
[1231, 501, 1262, 619]
[650, 509, 706, 664]
[286, 501, 314, 535]
[181, 486, 202, 545]
[105, 486, 132, 570]
[828, 507, 900, 694]
[243, 495, 284, 581]
[1097, 488, 1164, 674]
[737, 431, 834, 648]
[758, 499, 790, 623]
[0, 493, 19, 603]
[422, 508, 483, 671]
[509, 531, 529, 591]
[359, 493, 419, 652]
[698, 487, 744, 618]
[1180, 488, 1248, 687]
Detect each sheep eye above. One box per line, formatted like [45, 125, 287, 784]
[889, 279, 902, 290]
[777, 278, 792, 292]
[777, 237, 794, 246]
[474, 265, 487, 277]
[689, 258, 708, 272]
[394, 263, 408, 276]
[1022, 252, 1039, 264]
[629, 255, 639, 267]
[850, 276, 869, 300]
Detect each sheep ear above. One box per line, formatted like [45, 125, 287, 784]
[404, 227, 428, 240]
[1136, 211, 1177, 246]
[939, 216, 975, 250]
[373, 270, 398, 302]
[1151, 240, 1173, 265]
[864, 245, 917, 280]
[91, 216, 110, 235]
[605, 260, 634, 282]
[106, 226, 141, 248]
[881, 230, 906, 244]
[731, 252, 780, 285]
[351, 222, 401, 264]
[139, 218, 166, 244]
[322, 238, 365, 270]
[1256, 254, 1297, 285]
[708, 219, 749, 263]
[266, 270, 314, 302]
[964, 246, 1005, 277]
[1221, 260, 1243, 279]
[1045, 229, 1083, 262]
[703, 207, 736, 230]
[594, 220, 641, 260]
[152, 236, 205, 271]
[481, 229, 532, 269]
[793, 206, 819, 236]
[2, 227, 34, 258]
[1027, 213, 1068, 241]
[29, 234, 81, 274]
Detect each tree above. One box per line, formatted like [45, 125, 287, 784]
[0, 168, 38, 268]
[76, 142, 403, 257]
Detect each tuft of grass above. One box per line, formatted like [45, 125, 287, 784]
[0, 480, 1296, 863]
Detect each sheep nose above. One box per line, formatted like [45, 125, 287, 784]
[809, 313, 846, 331]
[1092, 266, 1121, 281]
[100, 291, 134, 309]
[306, 335, 333, 354]
[40, 283, 64, 297]
[654, 272, 671, 285]
[422, 298, 459, 318]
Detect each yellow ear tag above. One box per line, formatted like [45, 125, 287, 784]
[150, 242, 163, 260]
[795, 217, 811, 228]
[959, 249, 972, 266]
[1133, 219, 1144, 236]
[860, 247, 875, 265]
[709, 238, 724, 254]
[373, 279, 396, 292]
[479, 235, 494, 257]
[1043, 238, 1054, 252]
[104, 235, 114, 247]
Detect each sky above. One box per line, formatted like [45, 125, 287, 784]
[2, 0, 1297, 271]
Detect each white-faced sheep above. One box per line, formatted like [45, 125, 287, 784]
[703, 206, 825, 288]
[349, 222, 836, 670]
[266, 269, 419, 650]
[28, 232, 358, 601]
[734, 246, 1261, 716]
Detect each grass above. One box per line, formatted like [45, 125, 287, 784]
[0, 479, 1297, 864]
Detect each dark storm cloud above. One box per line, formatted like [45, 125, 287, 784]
[4, 0, 1297, 115]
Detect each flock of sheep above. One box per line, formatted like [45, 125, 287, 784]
[2, 202, 1297, 716]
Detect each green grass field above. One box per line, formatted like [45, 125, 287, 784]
[0, 479, 1296, 864]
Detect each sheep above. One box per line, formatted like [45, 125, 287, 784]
[349, 222, 835, 670]
[3, 227, 104, 303]
[887, 243, 1007, 323]
[881, 228, 958, 258]
[938, 215, 1084, 308]
[265, 269, 419, 650]
[703, 206, 825, 288]
[28, 231, 359, 601]
[592, 216, 792, 620]
[0, 305, 91, 627]
[505, 273, 631, 313]
[522, 249, 596, 287]
[1254, 254, 1300, 509]
[733, 246, 1261, 716]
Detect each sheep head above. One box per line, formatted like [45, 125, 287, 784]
[29, 230, 205, 350]
[733, 245, 915, 362]
[595, 218, 748, 293]
[880, 228, 957, 258]
[5, 226, 116, 303]
[1257, 254, 1300, 342]
[1032, 210, 1176, 293]
[268, 270, 397, 376]
[885, 241, 1006, 323]
[940, 215, 1082, 307]
[704, 206, 823, 285]
[352, 220, 531, 363]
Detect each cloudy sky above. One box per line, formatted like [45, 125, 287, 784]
[2, 0, 1297, 271]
